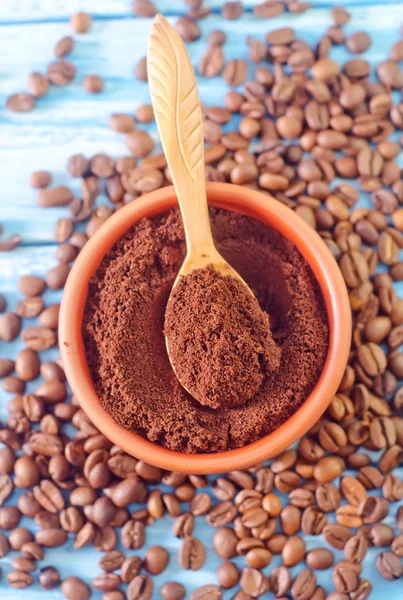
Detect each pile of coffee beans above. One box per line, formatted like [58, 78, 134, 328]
[1, 1, 403, 599]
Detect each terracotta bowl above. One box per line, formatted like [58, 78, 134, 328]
[59, 182, 351, 474]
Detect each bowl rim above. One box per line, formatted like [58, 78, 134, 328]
[59, 182, 351, 474]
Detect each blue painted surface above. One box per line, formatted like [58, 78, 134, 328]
[0, 1, 403, 598]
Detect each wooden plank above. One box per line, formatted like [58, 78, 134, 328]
[1, 0, 403, 23]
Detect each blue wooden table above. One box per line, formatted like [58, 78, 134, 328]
[1, 1, 403, 598]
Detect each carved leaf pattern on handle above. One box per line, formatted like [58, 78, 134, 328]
[147, 15, 204, 182]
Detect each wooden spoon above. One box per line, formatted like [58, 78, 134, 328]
[147, 15, 256, 390]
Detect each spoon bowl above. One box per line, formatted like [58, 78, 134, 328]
[148, 14, 259, 404]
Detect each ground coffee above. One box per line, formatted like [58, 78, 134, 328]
[83, 207, 329, 453]
[164, 264, 281, 410]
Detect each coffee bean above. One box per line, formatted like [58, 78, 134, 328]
[14, 296, 44, 319]
[291, 569, 317, 600]
[378, 60, 403, 88]
[7, 570, 33, 589]
[15, 349, 39, 381]
[142, 545, 169, 575]
[0, 530, 9, 558]
[179, 536, 206, 570]
[333, 562, 359, 593]
[134, 57, 147, 81]
[121, 519, 145, 550]
[359, 496, 390, 523]
[240, 567, 270, 596]
[47, 60, 76, 85]
[71, 12, 92, 33]
[253, 1, 284, 18]
[0, 313, 21, 341]
[306, 548, 334, 570]
[120, 555, 141, 584]
[0, 506, 21, 529]
[83, 75, 104, 94]
[160, 581, 186, 600]
[175, 16, 200, 42]
[131, 0, 156, 15]
[6, 93, 36, 112]
[30, 170, 52, 189]
[9, 528, 33, 550]
[37, 186, 73, 208]
[27, 72, 49, 97]
[61, 576, 91, 600]
[245, 547, 272, 569]
[281, 535, 305, 567]
[127, 574, 153, 600]
[54, 36, 74, 57]
[199, 46, 225, 78]
[346, 32, 371, 54]
[93, 573, 121, 592]
[38, 566, 60, 590]
[36, 528, 67, 547]
[11, 556, 35, 573]
[0, 446, 16, 474]
[376, 551, 403, 580]
[190, 585, 222, 600]
[46, 264, 70, 289]
[0, 474, 14, 506]
[323, 524, 353, 549]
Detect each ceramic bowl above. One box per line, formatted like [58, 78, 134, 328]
[59, 182, 351, 474]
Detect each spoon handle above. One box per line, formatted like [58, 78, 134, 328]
[147, 14, 214, 255]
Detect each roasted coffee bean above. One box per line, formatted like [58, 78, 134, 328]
[190, 584, 222, 600]
[0, 506, 21, 529]
[213, 527, 238, 559]
[9, 528, 33, 550]
[92, 573, 121, 592]
[0, 313, 21, 341]
[206, 500, 237, 526]
[61, 576, 91, 600]
[15, 349, 40, 381]
[199, 46, 225, 77]
[333, 562, 360, 593]
[0, 474, 14, 506]
[121, 556, 142, 583]
[6, 93, 36, 112]
[281, 535, 305, 567]
[47, 60, 76, 85]
[175, 16, 200, 42]
[36, 528, 67, 547]
[391, 534, 403, 557]
[83, 75, 104, 94]
[39, 566, 61, 590]
[376, 551, 403, 580]
[99, 550, 125, 573]
[306, 548, 334, 570]
[127, 574, 153, 600]
[121, 520, 145, 550]
[370, 523, 394, 546]
[190, 492, 212, 516]
[0, 531, 9, 557]
[132, 0, 156, 16]
[240, 567, 269, 596]
[291, 569, 317, 600]
[179, 537, 206, 570]
[144, 545, 169, 575]
[70, 10, 92, 32]
[54, 35, 74, 57]
[359, 496, 390, 523]
[7, 570, 33, 589]
[160, 581, 186, 600]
